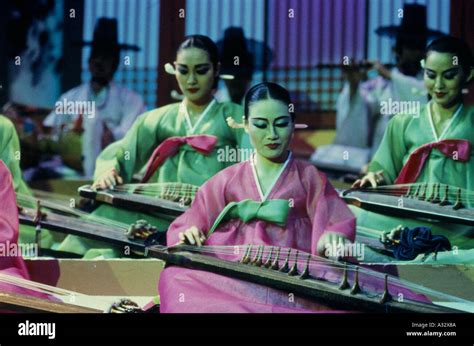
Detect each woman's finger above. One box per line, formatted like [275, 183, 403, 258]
[176, 232, 186, 245]
[184, 232, 195, 245]
[190, 227, 202, 246]
[103, 177, 111, 189]
[116, 174, 124, 185]
[359, 177, 369, 188]
[109, 175, 117, 188]
[193, 232, 202, 247]
[367, 174, 377, 188]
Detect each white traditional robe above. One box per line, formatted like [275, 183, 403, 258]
[334, 68, 427, 156]
[44, 82, 145, 177]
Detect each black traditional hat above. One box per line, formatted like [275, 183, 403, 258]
[217, 27, 272, 73]
[376, 4, 444, 42]
[218, 27, 254, 78]
[82, 17, 140, 52]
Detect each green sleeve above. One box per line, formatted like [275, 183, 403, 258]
[0, 116, 32, 196]
[93, 110, 162, 182]
[368, 115, 409, 184]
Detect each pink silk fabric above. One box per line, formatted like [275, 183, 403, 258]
[159, 157, 352, 312]
[158, 157, 430, 312]
[0, 160, 48, 298]
[395, 139, 471, 184]
[141, 135, 218, 183]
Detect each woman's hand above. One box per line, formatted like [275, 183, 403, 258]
[317, 232, 350, 258]
[92, 168, 124, 190]
[352, 170, 386, 189]
[177, 226, 207, 246]
[368, 60, 392, 80]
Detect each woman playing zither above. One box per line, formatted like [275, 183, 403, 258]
[352, 36, 474, 258]
[57, 36, 250, 258]
[158, 83, 360, 312]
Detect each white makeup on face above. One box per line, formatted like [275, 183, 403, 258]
[174, 47, 216, 105]
[423, 51, 466, 108]
[246, 99, 294, 162]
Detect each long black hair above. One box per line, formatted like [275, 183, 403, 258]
[244, 82, 295, 121]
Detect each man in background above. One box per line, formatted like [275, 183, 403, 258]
[44, 18, 145, 178]
[334, 4, 443, 156]
[312, 4, 443, 175]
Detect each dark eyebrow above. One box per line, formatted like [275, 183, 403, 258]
[195, 64, 211, 68]
[250, 115, 291, 121]
[274, 115, 291, 121]
[425, 67, 460, 74]
[176, 63, 211, 68]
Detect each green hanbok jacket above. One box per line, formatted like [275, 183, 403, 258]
[94, 99, 250, 185]
[369, 104, 474, 189]
[58, 100, 251, 257]
[354, 104, 474, 260]
[0, 115, 32, 196]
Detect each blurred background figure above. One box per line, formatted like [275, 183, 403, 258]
[337, 4, 443, 153]
[312, 4, 444, 175]
[43, 17, 145, 178]
[0, 0, 470, 188]
[215, 27, 255, 105]
[2, 0, 62, 177]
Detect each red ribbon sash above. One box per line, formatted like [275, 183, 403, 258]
[141, 135, 218, 183]
[394, 139, 471, 184]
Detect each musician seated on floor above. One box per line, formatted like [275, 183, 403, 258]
[0, 160, 49, 299]
[353, 35, 473, 190]
[350, 35, 474, 257]
[158, 82, 358, 312]
[54, 35, 251, 258]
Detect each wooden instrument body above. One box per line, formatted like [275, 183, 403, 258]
[78, 185, 188, 219]
[18, 206, 147, 254]
[0, 292, 102, 313]
[340, 186, 474, 226]
[147, 245, 462, 313]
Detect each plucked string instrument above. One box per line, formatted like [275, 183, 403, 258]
[341, 183, 474, 226]
[78, 182, 199, 218]
[16, 193, 154, 254]
[147, 244, 471, 313]
[0, 272, 148, 313]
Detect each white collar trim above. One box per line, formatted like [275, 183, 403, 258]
[250, 152, 292, 202]
[427, 101, 463, 141]
[182, 99, 216, 135]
